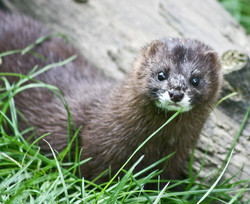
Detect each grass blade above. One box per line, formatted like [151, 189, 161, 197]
[107, 155, 144, 203]
[153, 182, 170, 204]
[44, 140, 69, 203]
[197, 149, 234, 204]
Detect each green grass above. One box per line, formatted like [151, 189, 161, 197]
[0, 44, 250, 203]
[218, 0, 250, 34]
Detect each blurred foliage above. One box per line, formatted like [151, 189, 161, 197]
[219, 0, 250, 34]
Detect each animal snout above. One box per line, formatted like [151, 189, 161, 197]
[169, 91, 184, 102]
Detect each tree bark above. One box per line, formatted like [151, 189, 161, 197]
[2, 0, 249, 189]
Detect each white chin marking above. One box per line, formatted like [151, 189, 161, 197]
[155, 92, 192, 112]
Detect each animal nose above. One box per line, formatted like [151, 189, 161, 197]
[169, 91, 184, 103]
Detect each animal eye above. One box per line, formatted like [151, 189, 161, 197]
[190, 77, 200, 87]
[157, 71, 166, 81]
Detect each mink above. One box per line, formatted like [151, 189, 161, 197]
[0, 12, 222, 181]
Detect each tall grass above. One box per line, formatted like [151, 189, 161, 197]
[0, 42, 249, 203]
[219, 0, 250, 34]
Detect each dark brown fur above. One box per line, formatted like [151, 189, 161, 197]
[0, 12, 222, 182]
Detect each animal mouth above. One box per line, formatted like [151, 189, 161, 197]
[167, 102, 183, 110]
[155, 100, 182, 111]
[169, 103, 181, 108]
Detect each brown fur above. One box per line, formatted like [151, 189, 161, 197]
[0, 12, 222, 182]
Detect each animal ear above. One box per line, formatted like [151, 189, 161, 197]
[145, 40, 164, 57]
[203, 51, 219, 65]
